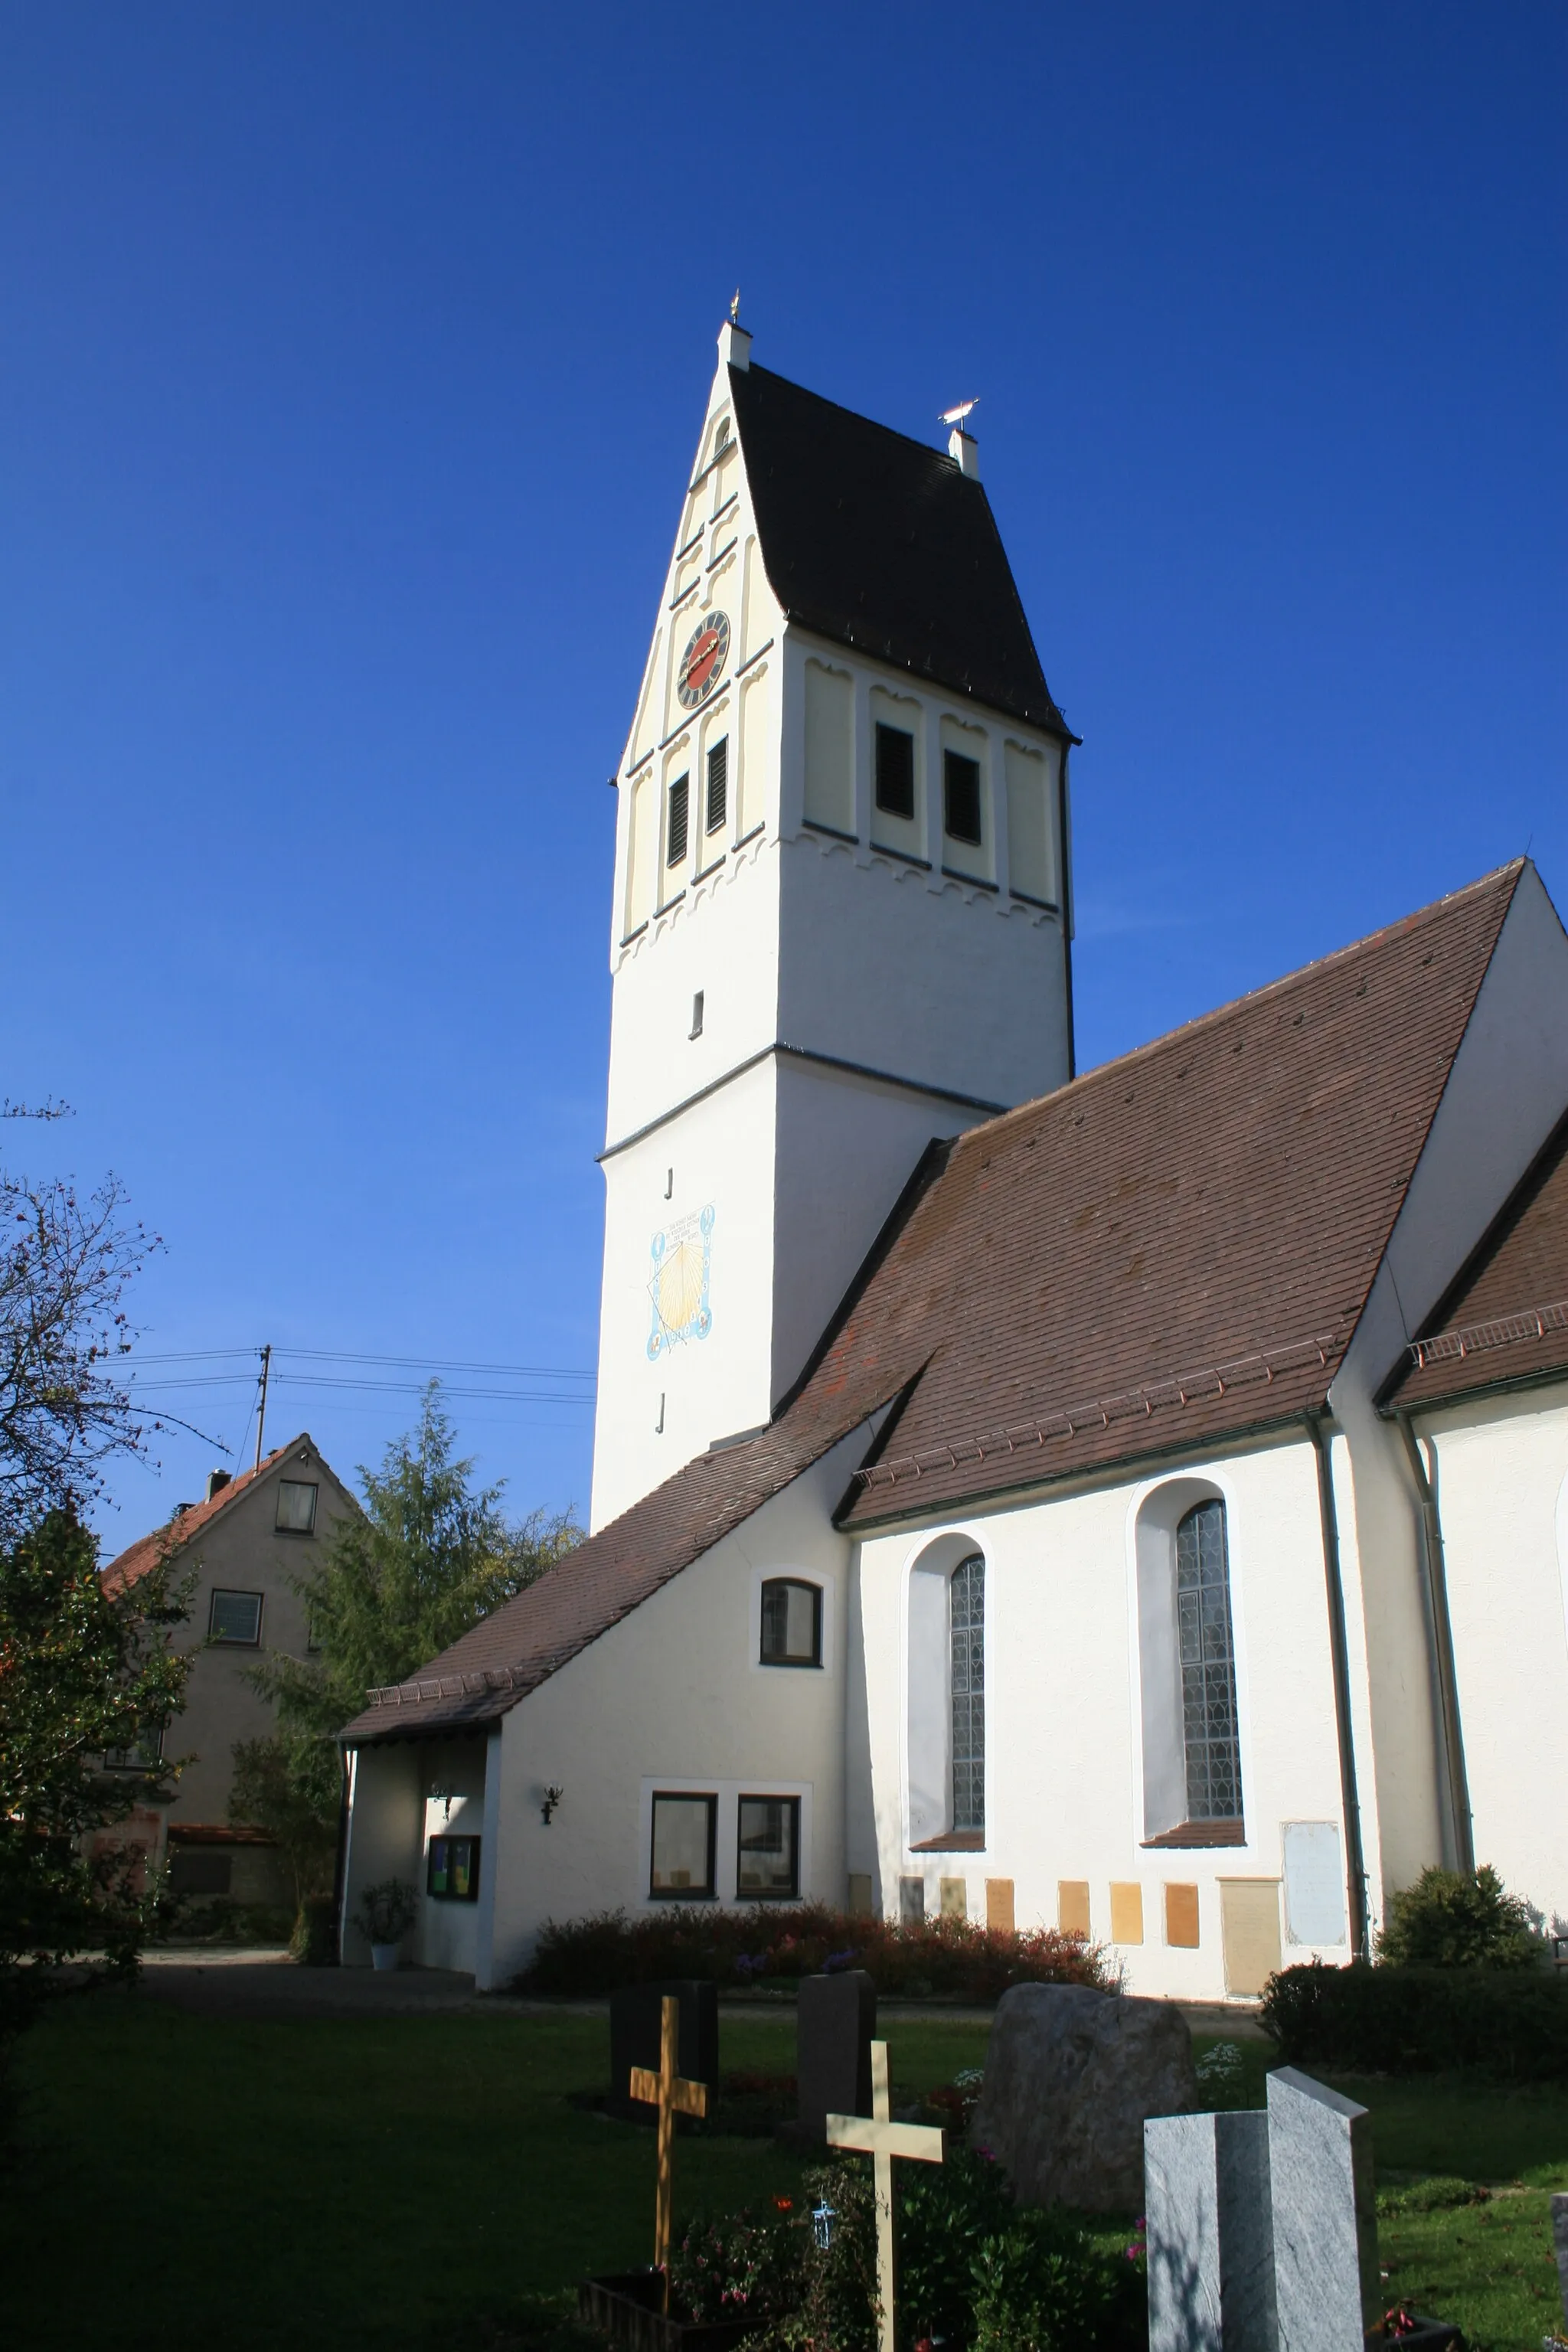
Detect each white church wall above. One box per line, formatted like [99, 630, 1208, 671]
[339, 1740, 423, 1965]
[593, 1051, 779, 1530]
[1333, 864, 1568, 1905]
[851, 1433, 1354, 2001]
[476, 1429, 871, 1988]
[1414, 1383, 1568, 1933]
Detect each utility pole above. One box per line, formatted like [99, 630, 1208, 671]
[254, 1344, 272, 1472]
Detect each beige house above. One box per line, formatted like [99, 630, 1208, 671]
[103, 1432, 357, 1913]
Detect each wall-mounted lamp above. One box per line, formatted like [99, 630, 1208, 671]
[428, 1782, 456, 1821]
[541, 1785, 564, 1828]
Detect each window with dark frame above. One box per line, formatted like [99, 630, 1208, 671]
[649, 1792, 717, 1897]
[275, 1478, 318, 1534]
[104, 1723, 165, 1772]
[737, 1795, 800, 1899]
[1176, 1500, 1243, 1822]
[943, 750, 983, 845]
[874, 724, 916, 820]
[706, 736, 728, 835]
[950, 1554, 985, 1834]
[667, 773, 690, 867]
[759, 1578, 822, 1668]
[426, 1834, 481, 1901]
[208, 1589, 263, 1646]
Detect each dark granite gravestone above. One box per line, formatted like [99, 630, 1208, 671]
[795, 1969, 876, 2144]
[609, 1980, 719, 2121]
[1553, 2193, 1568, 2326]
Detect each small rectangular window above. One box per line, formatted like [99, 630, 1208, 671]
[649, 1792, 716, 1898]
[209, 1589, 263, 1646]
[943, 750, 983, 846]
[760, 1578, 822, 1667]
[426, 1834, 481, 1902]
[737, 1795, 800, 1900]
[276, 1479, 318, 1534]
[104, 1725, 165, 1772]
[666, 773, 690, 867]
[705, 737, 728, 835]
[874, 724, 915, 820]
[689, 991, 704, 1038]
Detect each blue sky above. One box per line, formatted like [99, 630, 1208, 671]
[2, 3, 1563, 1547]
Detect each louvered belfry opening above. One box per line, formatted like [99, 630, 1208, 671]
[1176, 1499, 1243, 1822]
[705, 736, 727, 835]
[666, 773, 689, 867]
[950, 1553, 985, 1834]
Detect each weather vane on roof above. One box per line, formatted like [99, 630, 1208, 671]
[939, 397, 979, 433]
[730, 289, 741, 323]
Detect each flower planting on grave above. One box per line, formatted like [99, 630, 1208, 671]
[662, 2151, 1144, 2350]
[518, 1901, 1115, 2000]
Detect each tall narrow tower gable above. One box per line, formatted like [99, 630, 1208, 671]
[590, 328, 1076, 1530]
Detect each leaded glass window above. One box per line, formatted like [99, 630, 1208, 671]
[950, 1554, 985, 1834]
[1176, 1500, 1243, 1821]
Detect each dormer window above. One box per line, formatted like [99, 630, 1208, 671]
[875, 724, 915, 820]
[667, 773, 690, 867]
[943, 750, 982, 846]
[760, 1577, 822, 1668]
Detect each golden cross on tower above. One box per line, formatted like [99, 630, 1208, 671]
[628, 1994, 710, 2302]
[827, 2039, 945, 2352]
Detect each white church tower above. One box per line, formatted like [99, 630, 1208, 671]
[590, 320, 1078, 1530]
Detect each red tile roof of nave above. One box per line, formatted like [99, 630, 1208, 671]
[341, 863, 1524, 1743]
[1390, 1113, 1568, 1410]
[100, 1441, 299, 1596]
[838, 860, 1524, 1524]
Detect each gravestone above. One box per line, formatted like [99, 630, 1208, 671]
[969, 1982, 1197, 2211]
[1267, 2066, 1377, 2350]
[1145, 2109, 1276, 2352]
[796, 1968, 875, 2143]
[608, 1979, 718, 2121]
[1553, 2193, 1568, 2324]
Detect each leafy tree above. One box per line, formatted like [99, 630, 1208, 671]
[228, 1735, 340, 1913]
[0, 1510, 192, 2043]
[237, 1385, 580, 1867]
[2, 1105, 161, 1546]
[1376, 1863, 1545, 1970]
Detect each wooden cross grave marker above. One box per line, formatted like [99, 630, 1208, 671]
[827, 2039, 945, 2352]
[628, 1994, 709, 2305]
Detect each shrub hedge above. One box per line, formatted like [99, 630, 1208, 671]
[515, 1900, 1115, 2001]
[1261, 1959, 1568, 2080]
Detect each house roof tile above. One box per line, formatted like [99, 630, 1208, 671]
[100, 1443, 299, 1596]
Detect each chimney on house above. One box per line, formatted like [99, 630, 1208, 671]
[206, 1469, 232, 1502]
[948, 424, 979, 480]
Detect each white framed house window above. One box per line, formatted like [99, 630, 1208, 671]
[760, 1578, 822, 1667]
[208, 1589, 263, 1646]
[737, 1795, 800, 1898]
[649, 1792, 717, 1898]
[276, 1479, 318, 1534]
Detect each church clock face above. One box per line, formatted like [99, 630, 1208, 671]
[677, 610, 730, 708]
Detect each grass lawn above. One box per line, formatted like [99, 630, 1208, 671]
[2, 1995, 1563, 2351]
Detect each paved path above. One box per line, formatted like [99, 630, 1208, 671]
[136, 1949, 1266, 2034]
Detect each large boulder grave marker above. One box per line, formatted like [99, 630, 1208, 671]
[969, 1981, 1198, 2213]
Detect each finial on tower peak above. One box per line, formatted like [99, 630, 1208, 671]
[940, 397, 981, 479]
[717, 298, 751, 371]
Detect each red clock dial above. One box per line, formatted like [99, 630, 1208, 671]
[677, 610, 730, 709]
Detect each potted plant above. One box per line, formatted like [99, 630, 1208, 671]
[354, 1877, 419, 1969]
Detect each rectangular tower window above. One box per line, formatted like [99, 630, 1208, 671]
[943, 750, 983, 846]
[666, 773, 690, 868]
[705, 737, 728, 835]
[874, 724, 915, 820]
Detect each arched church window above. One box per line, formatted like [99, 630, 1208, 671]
[1176, 1500, 1243, 1821]
[760, 1578, 822, 1668]
[950, 1554, 985, 1833]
